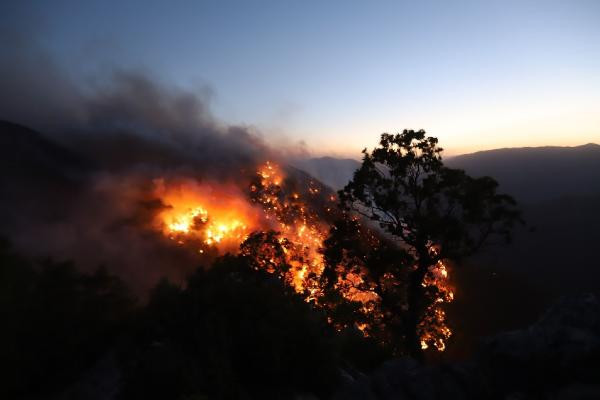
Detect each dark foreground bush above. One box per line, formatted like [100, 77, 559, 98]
[0, 239, 133, 399]
[118, 254, 341, 399]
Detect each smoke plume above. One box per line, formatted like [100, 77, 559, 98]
[0, 33, 292, 293]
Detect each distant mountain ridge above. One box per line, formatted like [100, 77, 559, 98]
[445, 143, 600, 204]
[296, 144, 600, 203]
[290, 156, 361, 190]
[0, 120, 90, 224]
[0, 120, 90, 179]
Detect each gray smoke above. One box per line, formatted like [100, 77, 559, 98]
[0, 32, 291, 293]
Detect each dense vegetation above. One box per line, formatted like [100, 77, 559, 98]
[0, 130, 523, 399]
[0, 239, 390, 399]
[118, 254, 341, 399]
[0, 239, 132, 399]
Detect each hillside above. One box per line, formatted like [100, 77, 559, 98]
[0, 120, 89, 182]
[445, 144, 600, 204]
[291, 156, 360, 190]
[0, 120, 90, 225]
[296, 144, 600, 200]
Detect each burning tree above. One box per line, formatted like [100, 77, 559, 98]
[336, 130, 521, 358]
[321, 216, 411, 354]
[151, 137, 519, 359]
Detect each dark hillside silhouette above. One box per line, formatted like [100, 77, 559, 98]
[0, 120, 89, 177]
[443, 146, 600, 358]
[297, 144, 600, 199]
[0, 120, 90, 223]
[118, 255, 341, 399]
[445, 144, 600, 204]
[0, 240, 133, 399]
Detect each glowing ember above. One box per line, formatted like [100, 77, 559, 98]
[166, 206, 208, 234]
[418, 246, 454, 351]
[152, 162, 454, 353]
[154, 178, 259, 251]
[251, 161, 328, 298]
[153, 163, 330, 298]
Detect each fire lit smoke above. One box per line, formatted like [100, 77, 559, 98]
[154, 178, 261, 251]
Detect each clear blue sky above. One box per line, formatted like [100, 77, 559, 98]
[3, 0, 599, 156]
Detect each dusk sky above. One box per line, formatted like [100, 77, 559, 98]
[3, 0, 599, 156]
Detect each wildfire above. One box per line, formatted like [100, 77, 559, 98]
[251, 161, 328, 298]
[154, 163, 329, 298]
[154, 178, 259, 251]
[418, 246, 454, 351]
[153, 162, 454, 353]
[166, 206, 208, 234]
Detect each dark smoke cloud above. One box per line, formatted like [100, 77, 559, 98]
[69, 70, 275, 177]
[0, 32, 285, 293]
[0, 30, 276, 173]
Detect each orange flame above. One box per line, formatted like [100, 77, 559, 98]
[154, 178, 261, 251]
[152, 162, 453, 352]
[252, 161, 327, 297]
[419, 246, 454, 351]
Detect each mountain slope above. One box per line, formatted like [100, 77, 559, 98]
[0, 120, 89, 181]
[290, 156, 360, 190]
[445, 143, 600, 203]
[295, 144, 600, 201]
[0, 120, 91, 224]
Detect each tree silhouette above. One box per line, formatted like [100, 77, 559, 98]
[118, 254, 340, 399]
[239, 230, 291, 279]
[336, 130, 521, 358]
[321, 216, 413, 355]
[0, 239, 133, 399]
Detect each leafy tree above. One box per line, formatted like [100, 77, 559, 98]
[336, 130, 521, 358]
[322, 216, 412, 355]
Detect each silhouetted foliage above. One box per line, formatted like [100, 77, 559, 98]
[334, 130, 521, 358]
[240, 230, 292, 279]
[0, 238, 134, 399]
[321, 216, 414, 355]
[118, 253, 340, 400]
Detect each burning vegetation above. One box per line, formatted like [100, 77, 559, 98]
[153, 160, 456, 354]
[419, 247, 454, 351]
[0, 61, 524, 396]
[154, 178, 260, 251]
[146, 130, 520, 359]
[154, 161, 332, 297]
